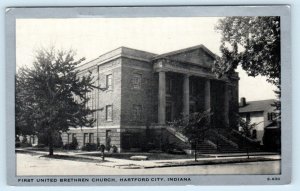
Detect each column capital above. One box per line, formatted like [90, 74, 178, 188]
[183, 73, 191, 78]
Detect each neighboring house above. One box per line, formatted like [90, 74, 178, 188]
[239, 97, 277, 144]
[61, 44, 239, 152]
[17, 135, 39, 146]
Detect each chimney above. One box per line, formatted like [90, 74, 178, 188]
[240, 97, 246, 107]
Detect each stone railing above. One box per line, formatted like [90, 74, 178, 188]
[210, 129, 239, 148]
[165, 126, 189, 143]
[232, 129, 260, 144]
[205, 139, 217, 149]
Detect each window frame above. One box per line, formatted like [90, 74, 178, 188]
[89, 133, 94, 144]
[132, 104, 142, 121]
[83, 133, 88, 145]
[106, 74, 113, 90]
[132, 73, 142, 89]
[106, 105, 113, 121]
[246, 113, 250, 122]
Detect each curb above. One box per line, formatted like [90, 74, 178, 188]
[96, 157, 280, 169]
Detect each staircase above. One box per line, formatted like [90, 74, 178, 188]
[206, 129, 240, 153]
[164, 126, 261, 154]
[195, 140, 217, 154]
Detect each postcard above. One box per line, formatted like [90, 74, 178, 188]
[6, 5, 291, 186]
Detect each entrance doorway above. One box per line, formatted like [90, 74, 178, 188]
[166, 102, 173, 122]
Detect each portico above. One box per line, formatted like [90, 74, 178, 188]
[154, 58, 232, 128]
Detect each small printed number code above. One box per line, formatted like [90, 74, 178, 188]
[267, 177, 280, 181]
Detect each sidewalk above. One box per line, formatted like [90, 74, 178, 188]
[16, 148, 281, 169]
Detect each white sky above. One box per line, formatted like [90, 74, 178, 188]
[16, 18, 277, 101]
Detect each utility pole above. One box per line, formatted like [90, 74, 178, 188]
[96, 68, 100, 148]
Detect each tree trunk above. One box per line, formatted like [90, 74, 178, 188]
[48, 130, 54, 156]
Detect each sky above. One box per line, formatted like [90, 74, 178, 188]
[16, 17, 277, 101]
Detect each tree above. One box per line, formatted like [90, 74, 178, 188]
[16, 48, 95, 155]
[238, 117, 258, 158]
[239, 117, 257, 138]
[170, 111, 212, 161]
[213, 17, 281, 113]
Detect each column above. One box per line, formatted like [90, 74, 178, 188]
[158, 71, 166, 124]
[204, 79, 211, 124]
[204, 79, 211, 111]
[224, 83, 230, 127]
[182, 74, 190, 117]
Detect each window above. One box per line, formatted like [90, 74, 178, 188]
[268, 112, 276, 121]
[89, 133, 94, 144]
[72, 133, 76, 140]
[252, 129, 257, 139]
[83, 133, 88, 145]
[132, 74, 142, 89]
[67, 133, 71, 144]
[83, 133, 94, 145]
[133, 105, 142, 121]
[246, 113, 250, 122]
[106, 105, 113, 121]
[106, 74, 113, 90]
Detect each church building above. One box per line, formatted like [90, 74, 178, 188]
[61, 45, 239, 152]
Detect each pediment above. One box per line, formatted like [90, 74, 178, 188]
[154, 45, 216, 68]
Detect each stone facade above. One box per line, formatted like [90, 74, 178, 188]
[62, 45, 239, 152]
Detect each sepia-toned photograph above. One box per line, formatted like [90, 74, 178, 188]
[6, 6, 291, 186]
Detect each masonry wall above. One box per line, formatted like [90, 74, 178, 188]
[61, 58, 122, 150]
[97, 58, 122, 126]
[229, 78, 239, 129]
[119, 57, 158, 150]
[210, 80, 226, 128]
[120, 57, 158, 126]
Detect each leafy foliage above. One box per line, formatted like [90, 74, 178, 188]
[238, 117, 257, 138]
[16, 48, 96, 155]
[170, 111, 212, 143]
[213, 16, 280, 85]
[213, 16, 281, 114]
[170, 111, 212, 161]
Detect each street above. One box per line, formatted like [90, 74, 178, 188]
[16, 153, 280, 176]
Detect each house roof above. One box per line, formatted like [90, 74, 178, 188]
[239, 99, 276, 113]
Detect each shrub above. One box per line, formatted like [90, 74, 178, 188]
[105, 144, 111, 152]
[162, 143, 185, 155]
[63, 137, 78, 150]
[82, 143, 97, 151]
[15, 142, 21, 148]
[34, 144, 46, 148]
[111, 145, 118, 153]
[20, 142, 32, 147]
[21, 136, 28, 143]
